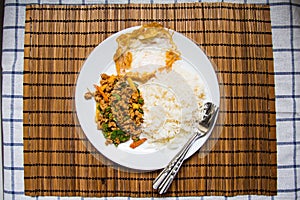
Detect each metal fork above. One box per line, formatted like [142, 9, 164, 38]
[152, 102, 219, 194]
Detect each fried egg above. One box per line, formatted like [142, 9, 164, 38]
[114, 23, 180, 76]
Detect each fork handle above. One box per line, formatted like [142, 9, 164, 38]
[153, 132, 202, 194]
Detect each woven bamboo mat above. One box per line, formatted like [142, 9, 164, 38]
[23, 3, 277, 197]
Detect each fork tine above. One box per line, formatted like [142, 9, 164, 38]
[198, 103, 218, 132]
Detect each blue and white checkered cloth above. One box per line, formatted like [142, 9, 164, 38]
[1, 0, 300, 199]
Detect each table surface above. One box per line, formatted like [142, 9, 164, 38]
[1, 0, 299, 199]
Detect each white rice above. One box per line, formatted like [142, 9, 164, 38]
[138, 67, 205, 148]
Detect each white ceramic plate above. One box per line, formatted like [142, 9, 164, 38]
[75, 26, 220, 171]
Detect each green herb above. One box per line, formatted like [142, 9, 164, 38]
[105, 106, 111, 113]
[138, 98, 144, 104]
[110, 130, 120, 140]
[138, 108, 144, 114]
[120, 82, 127, 88]
[110, 130, 129, 143]
[103, 131, 109, 138]
[119, 134, 130, 142]
[123, 115, 130, 121]
[112, 93, 121, 101]
[102, 123, 109, 133]
[112, 105, 118, 112]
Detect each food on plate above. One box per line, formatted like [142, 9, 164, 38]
[110, 76, 144, 137]
[130, 137, 147, 149]
[85, 23, 206, 149]
[114, 23, 180, 79]
[139, 81, 181, 143]
[85, 73, 146, 147]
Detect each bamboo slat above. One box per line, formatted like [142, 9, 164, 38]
[23, 3, 277, 197]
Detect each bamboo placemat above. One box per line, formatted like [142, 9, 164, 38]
[23, 3, 277, 197]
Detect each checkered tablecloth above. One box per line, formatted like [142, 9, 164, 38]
[1, 0, 299, 199]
